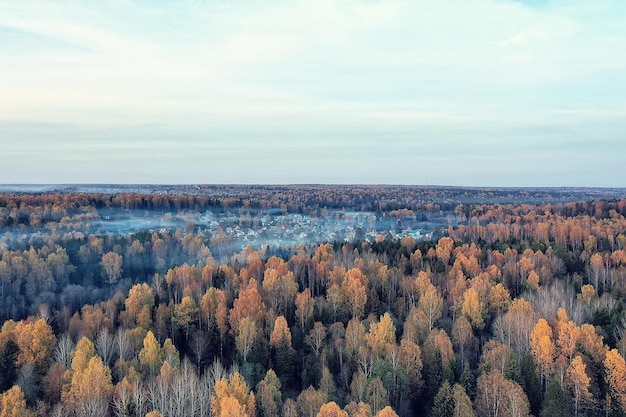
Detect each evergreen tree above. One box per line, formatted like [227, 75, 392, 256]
[460, 362, 476, 400]
[432, 380, 454, 417]
[422, 349, 443, 405]
[541, 378, 571, 417]
[521, 350, 542, 416]
[273, 337, 295, 388]
[504, 351, 522, 384]
[0, 339, 18, 392]
[124, 397, 138, 417]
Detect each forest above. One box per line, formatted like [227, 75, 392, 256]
[1, 186, 626, 417]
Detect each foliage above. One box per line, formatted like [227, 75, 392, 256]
[1, 189, 626, 417]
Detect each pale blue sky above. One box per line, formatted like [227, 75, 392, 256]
[1, 0, 625, 186]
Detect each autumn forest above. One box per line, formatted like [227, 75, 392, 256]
[1, 186, 626, 417]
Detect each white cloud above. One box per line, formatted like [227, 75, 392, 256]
[0, 0, 625, 185]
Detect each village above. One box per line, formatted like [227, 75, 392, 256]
[197, 209, 435, 253]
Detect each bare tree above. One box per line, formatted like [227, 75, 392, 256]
[54, 334, 75, 368]
[113, 381, 148, 417]
[206, 359, 227, 393]
[197, 372, 213, 417]
[115, 328, 132, 362]
[76, 396, 109, 417]
[147, 376, 169, 416]
[189, 330, 207, 375]
[95, 328, 116, 366]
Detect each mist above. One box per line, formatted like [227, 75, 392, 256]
[0, 205, 445, 260]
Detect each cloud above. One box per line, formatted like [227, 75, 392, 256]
[0, 0, 625, 185]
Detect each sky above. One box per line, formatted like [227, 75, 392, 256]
[1, 0, 625, 186]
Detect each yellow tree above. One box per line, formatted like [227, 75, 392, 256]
[461, 288, 484, 331]
[13, 318, 56, 372]
[555, 308, 580, 362]
[530, 318, 555, 389]
[296, 289, 315, 329]
[270, 316, 295, 385]
[230, 278, 266, 333]
[270, 316, 293, 350]
[124, 283, 155, 329]
[138, 330, 162, 377]
[526, 270, 540, 291]
[63, 355, 113, 414]
[566, 355, 592, 417]
[211, 371, 255, 417]
[579, 324, 607, 365]
[366, 313, 396, 358]
[0, 385, 32, 417]
[605, 349, 626, 413]
[577, 284, 596, 305]
[376, 406, 399, 417]
[317, 402, 349, 417]
[516, 257, 534, 292]
[263, 267, 298, 316]
[200, 287, 226, 330]
[68, 336, 96, 376]
[436, 237, 454, 266]
[218, 396, 248, 417]
[237, 317, 258, 362]
[417, 283, 443, 331]
[488, 283, 511, 316]
[342, 269, 367, 320]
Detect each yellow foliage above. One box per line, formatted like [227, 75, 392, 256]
[605, 349, 626, 412]
[526, 271, 539, 291]
[211, 372, 255, 417]
[375, 406, 399, 417]
[71, 337, 96, 374]
[270, 316, 292, 349]
[317, 401, 349, 417]
[461, 288, 484, 330]
[530, 318, 555, 384]
[567, 355, 592, 414]
[63, 356, 113, 409]
[13, 318, 56, 369]
[0, 385, 32, 417]
[366, 313, 396, 357]
[139, 330, 162, 376]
